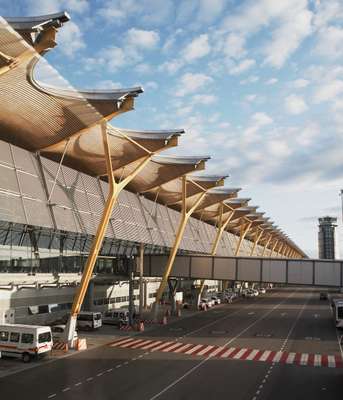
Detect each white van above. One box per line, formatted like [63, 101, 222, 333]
[102, 309, 129, 326]
[77, 312, 102, 330]
[0, 324, 52, 362]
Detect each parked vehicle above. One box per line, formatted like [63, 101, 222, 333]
[51, 324, 78, 342]
[211, 296, 221, 305]
[253, 289, 259, 296]
[102, 309, 129, 326]
[200, 298, 213, 309]
[259, 288, 266, 294]
[245, 290, 256, 298]
[77, 312, 102, 330]
[332, 299, 343, 328]
[0, 324, 52, 362]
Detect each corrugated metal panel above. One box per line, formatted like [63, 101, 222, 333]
[0, 192, 26, 224]
[23, 198, 52, 228]
[17, 171, 46, 200]
[0, 164, 19, 193]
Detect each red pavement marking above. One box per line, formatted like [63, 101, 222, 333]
[321, 354, 328, 367]
[164, 343, 188, 353]
[279, 351, 289, 364]
[294, 352, 302, 366]
[203, 346, 219, 357]
[307, 354, 315, 367]
[266, 351, 277, 363]
[108, 337, 130, 346]
[252, 350, 264, 361]
[226, 348, 241, 359]
[215, 347, 232, 358]
[192, 344, 210, 355]
[240, 348, 253, 360]
[334, 355, 343, 368]
[179, 344, 198, 354]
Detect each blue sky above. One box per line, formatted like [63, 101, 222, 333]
[1, 0, 343, 257]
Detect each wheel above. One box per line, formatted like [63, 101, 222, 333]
[22, 352, 31, 363]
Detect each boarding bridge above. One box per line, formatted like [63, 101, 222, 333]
[144, 255, 343, 288]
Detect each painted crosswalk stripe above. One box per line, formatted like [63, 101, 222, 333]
[131, 340, 153, 349]
[173, 343, 193, 353]
[162, 343, 184, 352]
[110, 337, 133, 347]
[272, 351, 283, 363]
[141, 341, 162, 350]
[185, 344, 204, 355]
[208, 346, 225, 358]
[335, 355, 342, 368]
[246, 349, 259, 361]
[259, 350, 271, 362]
[150, 342, 174, 352]
[328, 355, 336, 368]
[300, 353, 309, 365]
[220, 347, 237, 358]
[121, 339, 145, 348]
[286, 352, 296, 364]
[314, 354, 321, 367]
[197, 345, 214, 356]
[233, 348, 248, 360]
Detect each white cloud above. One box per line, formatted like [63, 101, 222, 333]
[196, 0, 226, 24]
[314, 80, 343, 103]
[292, 79, 309, 89]
[175, 73, 213, 97]
[222, 0, 313, 68]
[134, 63, 153, 74]
[313, 0, 343, 29]
[265, 78, 278, 85]
[126, 28, 160, 50]
[57, 21, 85, 57]
[252, 112, 273, 126]
[285, 94, 308, 115]
[240, 75, 259, 85]
[229, 58, 256, 75]
[182, 34, 210, 62]
[267, 140, 291, 157]
[144, 81, 159, 90]
[315, 26, 343, 60]
[222, 33, 246, 59]
[159, 59, 183, 75]
[244, 94, 257, 102]
[192, 94, 217, 105]
[95, 80, 122, 89]
[26, 0, 89, 15]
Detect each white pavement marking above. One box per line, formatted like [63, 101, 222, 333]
[328, 355, 336, 368]
[62, 388, 70, 392]
[286, 352, 296, 364]
[246, 349, 259, 360]
[141, 341, 162, 350]
[197, 345, 214, 356]
[86, 377, 93, 382]
[131, 340, 153, 349]
[220, 347, 236, 358]
[162, 343, 183, 352]
[97, 372, 104, 377]
[300, 353, 309, 365]
[314, 354, 321, 367]
[75, 382, 82, 387]
[173, 343, 193, 353]
[233, 348, 247, 359]
[272, 351, 283, 363]
[150, 342, 174, 352]
[259, 351, 271, 362]
[185, 344, 204, 355]
[48, 395, 56, 399]
[110, 337, 133, 347]
[120, 339, 144, 348]
[208, 346, 224, 358]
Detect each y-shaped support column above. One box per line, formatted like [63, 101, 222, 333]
[235, 220, 252, 256]
[250, 229, 264, 256]
[261, 234, 272, 257]
[65, 122, 151, 344]
[154, 177, 207, 317]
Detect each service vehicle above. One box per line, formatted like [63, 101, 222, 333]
[0, 324, 52, 362]
[332, 299, 343, 328]
[77, 311, 102, 330]
[102, 309, 129, 326]
[51, 324, 78, 342]
[211, 296, 221, 305]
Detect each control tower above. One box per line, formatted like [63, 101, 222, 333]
[318, 216, 338, 259]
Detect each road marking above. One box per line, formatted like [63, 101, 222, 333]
[162, 343, 184, 352]
[86, 377, 93, 382]
[107, 368, 113, 372]
[185, 344, 204, 355]
[75, 382, 82, 386]
[141, 341, 162, 350]
[115, 365, 121, 369]
[246, 349, 259, 360]
[220, 347, 236, 358]
[131, 340, 153, 349]
[48, 395, 56, 399]
[300, 353, 309, 365]
[197, 345, 214, 356]
[97, 372, 104, 377]
[233, 348, 248, 359]
[62, 388, 70, 392]
[150, 341, 174, 352]
[259, 350, 271, 362]
[173, 343, 193, 353]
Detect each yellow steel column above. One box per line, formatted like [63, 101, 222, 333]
[250, 229, 264, 256]
[235, 220, 252, 256]
[261, 234, 272, 257]
[270, 239, 279, 257]
[277, 242, 285, 258]
[154, 177, 207, 311]
[198, 206, 235, 299]
[283, 245, 289, 257]
[65, 122, 152, 343]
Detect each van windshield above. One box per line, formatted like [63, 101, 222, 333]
[39, 331, 52, 343]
